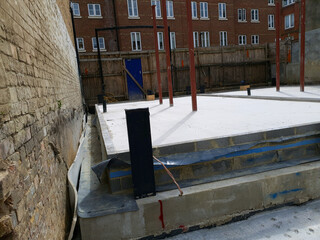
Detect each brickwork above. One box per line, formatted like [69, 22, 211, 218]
[0, 0, 83, 239]
[74, 0, 282, 52]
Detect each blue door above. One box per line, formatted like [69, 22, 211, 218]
[125, 58, 144, 100]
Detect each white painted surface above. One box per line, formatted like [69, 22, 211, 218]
[98, 91, 320, 154]
[212, 86, 320, 99]
[169, 199, 320, 240]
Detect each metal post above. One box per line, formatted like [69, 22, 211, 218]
[96, 29, 107, 112]
[161, 0, 174, 106]
[276, 2, 280, 92]
[300, 0, 305, 92]
[152, 5, 163, 104]
[186, 0, 197, 111]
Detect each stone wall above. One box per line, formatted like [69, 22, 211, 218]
[0, 0, 83, 239]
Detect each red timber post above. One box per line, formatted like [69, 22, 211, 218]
[152, 5, 163, 104]
[185, 0, 197, 111]
[300, 0, 306, 92]
[276, 2, 280, 92]
[161, 0, 174, 106]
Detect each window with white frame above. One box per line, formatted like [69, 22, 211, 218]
[127, 0, 138, 17]
[72, 3, 80, 16]
[191, 1, 197, 18]
[238, 8, 246, 22]
[251, 35, 259, 44]
[76, 38, 85, 50]
[220, 31, 227, 46]
[238, 35, 246, 45]
[268, 15, 275, 29]
[170, 32, 176, 49]
[251, 9, 259, 22]
[200, 32, 210, 47]
[92, 37, 105, 50]
[131, 32, 141, 51]
[157, 32, 164, 50]
[167, 1, 174, 18]
[283, 0, 295, 7]
[151, 0, 161, 18]
[268, 0, 275, 6]
[218, 3, 226, 19]
[193, 32, 199, 48]
[285, 14, 294, 29]
[88, 4, 101, 17]
[200, 2, 208, 18]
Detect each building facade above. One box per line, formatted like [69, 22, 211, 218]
[72, 0, 304, 53]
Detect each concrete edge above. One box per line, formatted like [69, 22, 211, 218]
[106, 122, 320, 161]
[79, 161, 320, 239]
[203, 94, 320, 103]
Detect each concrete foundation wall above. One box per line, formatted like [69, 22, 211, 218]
[80, 161, 320, 240]
[0, 0, 83, 239]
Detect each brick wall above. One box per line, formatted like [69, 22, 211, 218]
[74, 0, 277, 52]
[0, 0, 83, 239]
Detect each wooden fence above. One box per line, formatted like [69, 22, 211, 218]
[80, 44, 270, 106]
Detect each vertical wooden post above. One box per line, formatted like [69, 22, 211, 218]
[276, 2, 281, 91]
[186, 0, 197, 111]
[300, 0, 306, 92]
[161, 0, 174, 106]
[152, 5, 163, 104]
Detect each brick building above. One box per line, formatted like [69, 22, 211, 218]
[72, 0, 302, 53]
[280, 0, 300, 41]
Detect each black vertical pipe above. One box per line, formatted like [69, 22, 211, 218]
[111, 0, 120, 51]
[95, 29, 107, 112]
[70, 3, 85, 105]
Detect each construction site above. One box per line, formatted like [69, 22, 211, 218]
[1, 0, 320, 239]
[68, 0, 320, 239]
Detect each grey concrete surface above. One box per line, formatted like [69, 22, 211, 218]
[168, 199, 320, 240]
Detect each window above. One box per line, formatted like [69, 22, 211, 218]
[238, 8, 246, 22]
[283, 0, 295, 7]
[167, 1, 174, 18]
[238, 35, 246, 45]
[170, 32, 176, 49]
[127, 0, 138, 17]
[76, 38, 85, 51]
[268, 0, 275, 6]
[193, 32, 199, 48]
[200, 2, 208, 18]
[251, 35, 259, 44]
[157, 32, 164, 50]
[72, 3, 80, 16]
[151, 0, 161, 18]
[200, 32, 210, 47]
[220, 31, 227, 46]
[88, 4, 101, 17]
[191, 1, 197, 18]
[285, 14, 294, 29]
[268, 15, 275, 29]
[218, 3, 226, 19]
[251, 9, 259, 22]
[131, 32, 141, 51]
[92, 37, 105, 50]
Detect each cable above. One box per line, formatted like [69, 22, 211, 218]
[153, 156, 183, 196]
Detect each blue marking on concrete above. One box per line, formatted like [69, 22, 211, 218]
[269, 188, 303, 199]
[109, 138, 320, 179]
[296, 172, 301, 176]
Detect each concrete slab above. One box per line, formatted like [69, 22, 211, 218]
[210, 85, 320, 100]
[97, 94, 320, 155]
